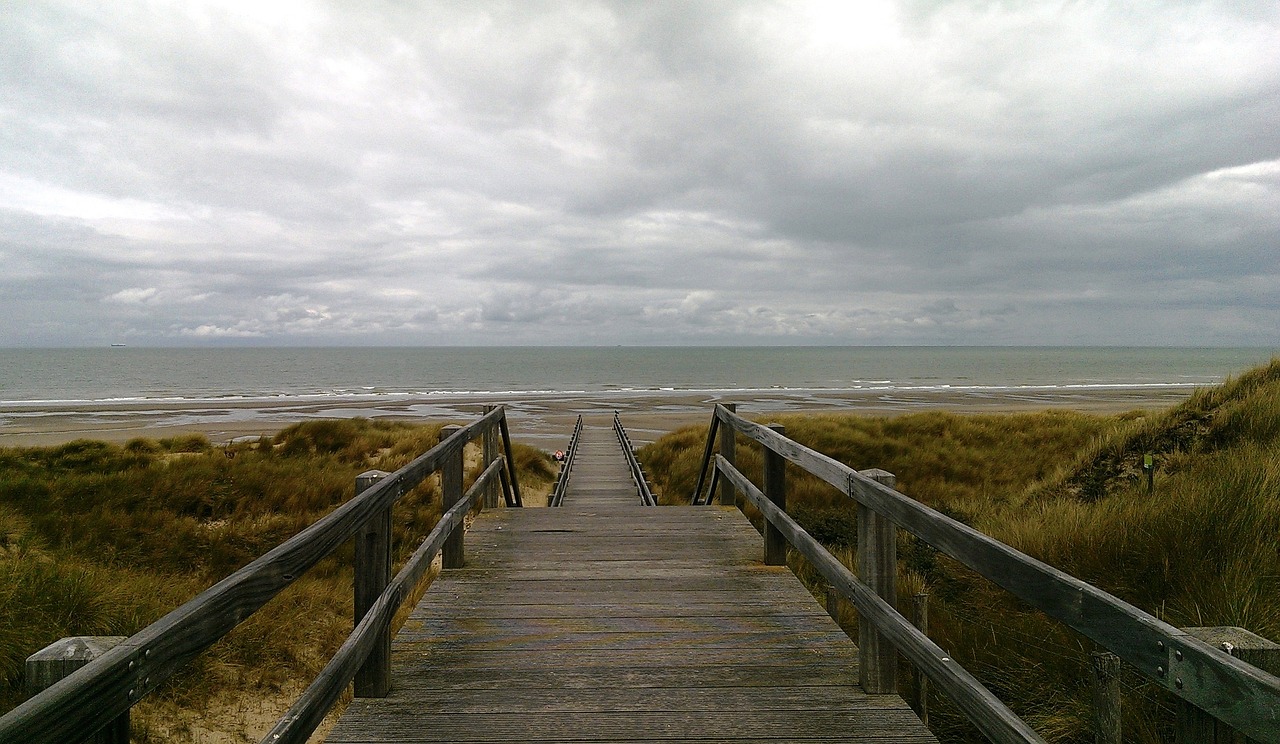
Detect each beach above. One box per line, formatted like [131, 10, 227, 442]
[0, 385, 1195, 450]
[6, 345, 1262, 450]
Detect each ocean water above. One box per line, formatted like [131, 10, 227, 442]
[0, 346, 1274, 405]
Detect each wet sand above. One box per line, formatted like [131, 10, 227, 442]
[0, 386, 1195, 450]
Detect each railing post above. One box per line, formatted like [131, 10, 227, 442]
[354, 469, 391, 698]
[1176, 627, 1280, 744]
[498, 414, 523, 507]
[482, 405, 499, 509]
[913, 592, 931, 727]
[764, 423, 787, 565]
[857, 468, 898, 694]
[440, 425, 465, 569]
[826, 584, 856, 640]
[826, 585, 840, 622]
[717, 403, 737, 507]
[26, 637, 129, 744]
[1090, 651, 1121, 744]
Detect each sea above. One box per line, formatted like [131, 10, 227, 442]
[0, 346, 1274, 447]
[0, 346, 1275, 405]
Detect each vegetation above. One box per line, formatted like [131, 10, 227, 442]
[7, 357, 1278, 743]
[639, 359, 1280, 743]
[0, 418, 555, 742]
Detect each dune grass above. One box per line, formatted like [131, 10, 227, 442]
[639, 359, 1280, 743]
[0, 418, 555, 741]
[7, 359, 1278, 743]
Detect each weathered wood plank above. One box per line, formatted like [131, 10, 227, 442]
[384, 662, 858, 691]
[328, 737, 936, 744]
[415, 577, 814, 595]
[394, 631, 854, 655]
[406, 615, 839, 636]
[336, 685, 886, 714]
[445, 566, 793, 583]
[389, 647, 862, 672]
[328, 709, 932, 742]
[415, 602, 831, 619]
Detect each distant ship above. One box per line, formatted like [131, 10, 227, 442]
[110, 343, 126, 347]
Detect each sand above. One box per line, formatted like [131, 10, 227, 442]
[0, 385, 1194, 449]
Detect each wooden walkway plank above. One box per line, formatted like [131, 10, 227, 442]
[325, 502, 937, 744]
[558, 422, 643, 506]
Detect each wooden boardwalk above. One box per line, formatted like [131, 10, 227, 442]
[559, 421, 642, 506]
[12, 404, 1276, 744]
[326, 505, 937, 741]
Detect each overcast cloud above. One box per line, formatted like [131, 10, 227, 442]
[1, 1, 1277, 346]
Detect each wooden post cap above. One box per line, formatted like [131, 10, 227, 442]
[1183, 626, 1280, 651]
[1183, 626, 1280, 672]
[858, 468, 896, 488]
[356, 470, 390, 490]
[26, 636, 127, 696]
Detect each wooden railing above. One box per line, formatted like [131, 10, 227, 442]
[613, 411, 656, 506]
[1, 406, 523, 744]
[548, 414, 583, 507]
[691, 403, 1280, 744]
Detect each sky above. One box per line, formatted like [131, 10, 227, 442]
[1, 1, 1278, 347]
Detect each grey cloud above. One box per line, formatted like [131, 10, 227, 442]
[1, 1, 1278, 346]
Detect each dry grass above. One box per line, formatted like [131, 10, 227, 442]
[639, 358, 1280, 743]
[0, 418, 555, 742]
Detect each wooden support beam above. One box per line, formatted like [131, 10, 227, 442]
[1090, 651, 1121, 744]
[858, 468, 898, 695]
[913, 592, 931, 727]
[764, 423, 787, 566]
[498, 414, 523, 507]
[354, 469, 391, 698]
[440, 425, 465, 569]
[483, 405, 499, 508]
[717, 403, 738, 507]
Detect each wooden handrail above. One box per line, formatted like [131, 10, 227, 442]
[548, 415, 583, 507]
[696, 403, 1280, 743]
[0, 407, 520, 744]
[613, 411, 656, 506]
[262, 458, 504, 744]
[715, 456, 1045, 744]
